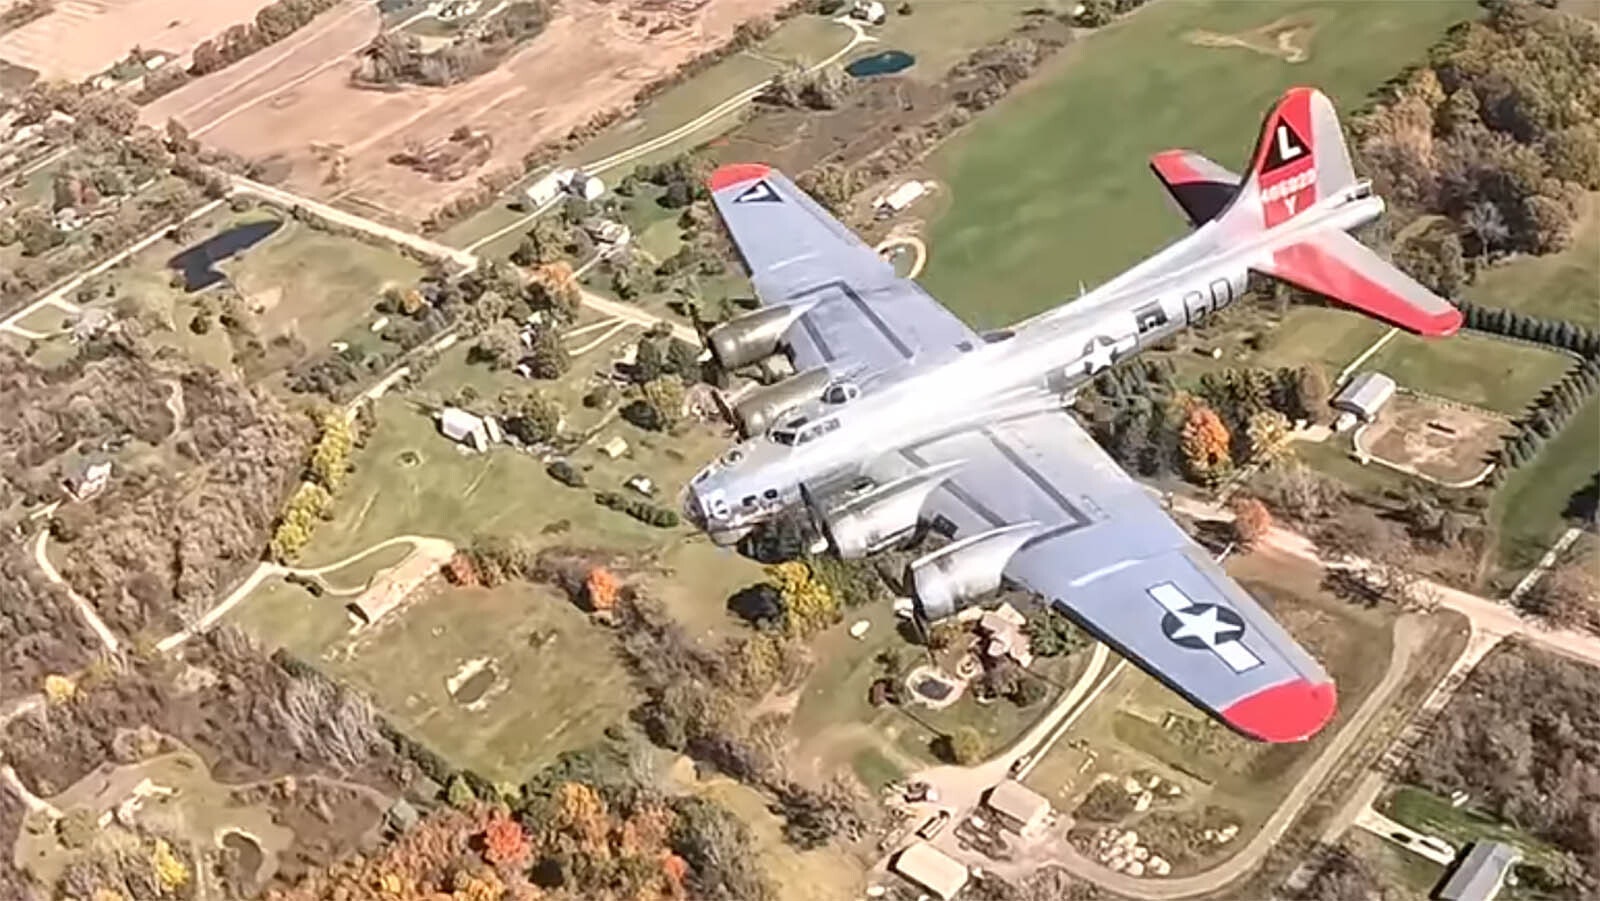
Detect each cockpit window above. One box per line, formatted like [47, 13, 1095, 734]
[795, 417, 840, 444]
[771, 429, 796, 446]
[822, 382, 859, 405]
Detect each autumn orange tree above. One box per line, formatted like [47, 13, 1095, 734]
[1230, 497, 1273, 549]
[585, 567, 620, 612]
[1179, 397, 1233, 485]
[480, 809, 531, 869]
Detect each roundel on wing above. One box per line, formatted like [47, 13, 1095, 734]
[1160, 602, 1246, 650]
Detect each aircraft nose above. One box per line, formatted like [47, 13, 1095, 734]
[682, 487, 706, 529]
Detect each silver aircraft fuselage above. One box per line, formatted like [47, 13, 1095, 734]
[685, 189, 1383, 541]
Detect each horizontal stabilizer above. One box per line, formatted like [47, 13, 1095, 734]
[1149, 150, 1240, 227]
[1257, 230, 1462, 336]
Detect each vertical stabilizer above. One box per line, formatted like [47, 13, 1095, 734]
[1239, 86, 1356, 228]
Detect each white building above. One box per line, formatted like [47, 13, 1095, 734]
[1333, 371, 1395, 423]
[64, 459, 112, 501]
[439, 407, 489, 452]
[852, 0, 887, 25]
[891, 842, 968, 900]
[984, 779, 1051, 837]
[874, 180, 928, 216]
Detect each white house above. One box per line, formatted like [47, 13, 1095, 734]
[524, 170, 568, 208]
[64, 458, 113, 501]
[984, 779, 1052, 837]
[852, 0, 887, 25]
[439, 407, 489, 452]
[874, 180, 928, 216]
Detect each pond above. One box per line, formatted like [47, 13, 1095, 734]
[846, 50, 915, 78]
[221, 831, 264, 886]
[168, 219, 282, 292]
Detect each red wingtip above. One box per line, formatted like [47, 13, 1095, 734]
[708, 163, 771, 191]
[1222, 678, 1337, 743]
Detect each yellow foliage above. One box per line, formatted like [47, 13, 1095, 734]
[765, 561, 838, 639]
[1246, 409, 1292, 465]
[149, 837, 189, 891]
[43, 673, 77, 705]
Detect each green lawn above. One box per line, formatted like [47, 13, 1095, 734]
[1364, 332, 1573, 416]
[1382, 785, 1568, 874]
[920, 0, 1481, 328]
[843, 1, 1062, 78]
[1467, 195, 1600, 328]
[1491, 395, 1600, 571]
[1250, 305, 1388, 375]
[232, 577, 638, 783]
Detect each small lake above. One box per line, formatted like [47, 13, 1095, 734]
[846, 50, 915, 78]
[168, 219, 282, 292]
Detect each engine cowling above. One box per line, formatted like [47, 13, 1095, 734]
[908, 521, 1044, 622]
[730, 367, 831, 437]
[816, 462, 964, 559]
[706, 302, 815, 371]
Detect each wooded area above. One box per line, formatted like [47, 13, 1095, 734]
[1406, 641, 1600, 893]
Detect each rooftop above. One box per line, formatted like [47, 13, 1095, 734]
[1437, 841, 1520, 901]
[892, 841, 968, 900]
[985, 779, 1051, 828]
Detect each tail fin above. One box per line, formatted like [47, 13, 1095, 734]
[1240, 86, 1356, 228]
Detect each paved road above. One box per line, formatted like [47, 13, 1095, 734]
[31, 531, 120, 654]
[232, 177, 479, 270]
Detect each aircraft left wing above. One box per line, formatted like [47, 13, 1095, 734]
[708, 164, 978, 373]
[882, 408, 1337, 743]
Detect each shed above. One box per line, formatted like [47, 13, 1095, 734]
[599, 436, 630, 459]
[891, 841, 968, 900]
[875, 180, 927, 215]
[984, 779, 1051, 836]
[1332, 371, 1395, 423]
[439, 407, 489, 452]
[852, 0, 887, 24]
[1436, 842, 1519, 901]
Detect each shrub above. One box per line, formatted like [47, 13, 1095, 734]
[546, 459, 585, 488]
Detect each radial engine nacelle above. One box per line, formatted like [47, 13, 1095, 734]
[729, 366, 831, 437]
[908, 521, 1044, 622]
[813, 461, 964, 559]
[705, 302, 817, 371]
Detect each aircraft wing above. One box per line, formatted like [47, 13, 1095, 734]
[708, 164, 978, 373]
[884, 408, 1337, 743]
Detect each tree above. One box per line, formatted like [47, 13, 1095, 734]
[766, 561, 839, 638]
[150, 838, 190, 892]
[446, 773, 476, 809]
[1024, 608, 1083, 657]
[633, 339, 664, 383]
[585, 567, 620, 612]
[942, 726, 985, 765]
[1179, 399, 1232, 484]
[469, 320, 522, 370]
[481, 809, 531, 868]
[1393, 222, 1467, 298]
[530, 260, 581, 321]
[526, 326, 570, 379]
[1230, 496, 1273, 549]
[1245, 408, 1292, 466]
[1291, 364, 1332, 424]
[642, 375, 686, 429]
[503, 389, 562, 444]
[43, 673, 77, 705]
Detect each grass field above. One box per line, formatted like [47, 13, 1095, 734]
[1491, 395, 1600, 571]
[233, 576, 638, 782]
[919, 0, 1481, 328]
[1382, 785, 1568, 874]
[1363, 332, 1573, 416]
[1468, 195, 1600, 328]
[843, 1, 1065, 78]
[1341, 830, 1441, 901]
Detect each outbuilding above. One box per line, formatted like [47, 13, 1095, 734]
[64, 458, 113, 501]
[439, 407, 489, 452]
[1436, 841, 1520, 901]
[874, 180, 927, 216]
[1332, 371, 1396, 423]
[984, 779, 1051, 837]
[891, 841, 968, 900]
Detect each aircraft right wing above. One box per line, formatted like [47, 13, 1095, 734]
[1256, 229, 1463, 336]
[708, 164, 978, 375]
[880, 407, 1337, 743]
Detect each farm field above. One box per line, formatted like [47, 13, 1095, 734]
[845, 0, 1070, 78]
[147, 0, 799, 225]
[919, 0, 1481, 329]
[0, 0, 278, 82]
